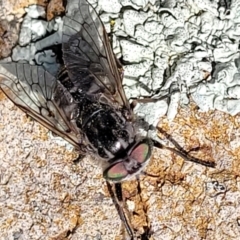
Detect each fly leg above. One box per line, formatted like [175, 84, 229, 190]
[72, 154, 85, 164]
[150, 126, 216, 168]
[106, 181, 152, 240]
[133, 111, 215, 168]
[130, 82, 180, 108]
[106, 181, 135, 240]
[135, 177, 152, 240]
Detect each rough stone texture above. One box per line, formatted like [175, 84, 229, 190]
[0, 20, 20, 58]
[0, 0, 48, 19]
[0, 93, 121, 240]
[1, 92, 240, 240]
[46, 0, 65, 20]
[0, 0, 64, 60]
[151, 105, 240, 240]
[1, 0, 240, 240]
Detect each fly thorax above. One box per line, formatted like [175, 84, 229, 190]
[82, 106, 135, 160]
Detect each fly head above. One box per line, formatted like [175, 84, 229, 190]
[103, 138, 153, 182]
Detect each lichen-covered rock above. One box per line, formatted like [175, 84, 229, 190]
[1, 0, 240, 239]
[0, 20, 19, 58]
[47, 0, 65, 21]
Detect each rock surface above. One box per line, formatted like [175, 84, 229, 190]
[1, 0, 240, 240]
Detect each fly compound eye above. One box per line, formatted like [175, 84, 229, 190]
[103, 162, 128, 182]
[129, 140, 152, 163]
[103, 139, 152, 181]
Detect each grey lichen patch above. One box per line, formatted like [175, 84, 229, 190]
[3, 0, 240, 123]
[9, 4, 63, 75]
[0, 0, 48, 20]
[192, 59, 240, 115]
[0, 0, 63, 60]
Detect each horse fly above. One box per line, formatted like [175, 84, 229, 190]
[0, 0, 215, 239]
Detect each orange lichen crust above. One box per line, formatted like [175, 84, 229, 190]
[118, 102, 240, 239]
[47, 0, 65, 20]
[0, 20, 19, 59]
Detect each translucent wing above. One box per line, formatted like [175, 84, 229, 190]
[62, 0, 131, 112]
[0, 63, 84, 150]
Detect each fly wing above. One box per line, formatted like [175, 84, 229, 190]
[62, 0, 132, 114]
[0, 63, 84, 150]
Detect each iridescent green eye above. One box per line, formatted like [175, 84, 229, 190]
[103, 140, 152, 181]
[103, 162, 128, 181]
[130, 142, 151, 163]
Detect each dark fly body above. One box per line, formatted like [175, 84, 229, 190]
[0, 0, 215, 239]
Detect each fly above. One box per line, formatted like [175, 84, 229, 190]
[0, 0, 216, 239]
